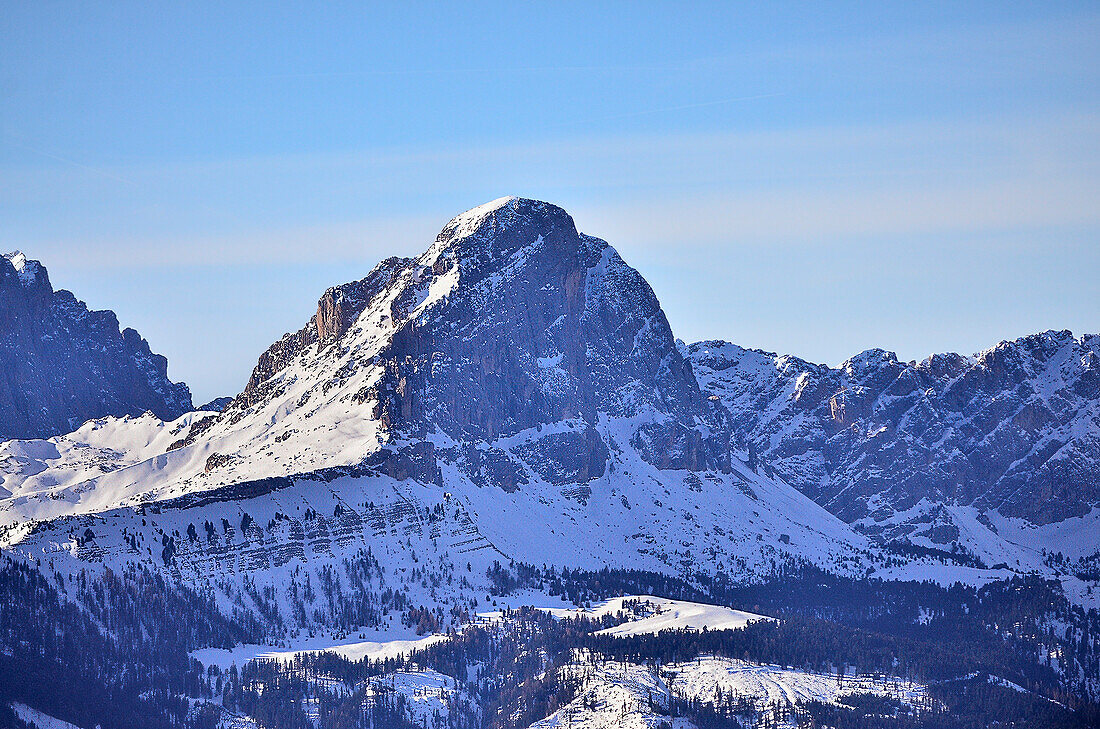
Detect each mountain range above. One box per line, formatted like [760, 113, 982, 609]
[3, 199, 1095, 578]
[1, 198, 1097, 729]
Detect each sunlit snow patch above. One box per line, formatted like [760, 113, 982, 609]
[540, 594, 774, 637]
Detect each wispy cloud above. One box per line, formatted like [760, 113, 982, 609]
[5, 112, 1095, 273]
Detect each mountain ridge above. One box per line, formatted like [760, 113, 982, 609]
[0, 250, 193, 441]
[0, 200, 1096, 599]
[0, 199, 868, 589]
[2, 199, 1099, 728]
[689, 329, 1100, 539]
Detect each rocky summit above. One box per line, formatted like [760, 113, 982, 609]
[0, 251, 192, 440]
[213, 197, 729, 488]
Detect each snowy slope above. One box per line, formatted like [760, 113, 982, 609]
[5, 438, 869, 640]
[191, 630, 448, 671]
[531, 656, 931, 729]
[540, 595, 773, 636]
[0, 411, 210, 503]
[10, 702, 82, 729]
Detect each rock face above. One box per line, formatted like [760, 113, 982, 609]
[689, 331, 1100, 531]
[227, 197, 728, 485]
[369, 199, 718, 449]
[0, 251, 192, 440]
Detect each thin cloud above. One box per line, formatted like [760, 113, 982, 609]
[1, 131, 136, 186]
[559, 93, 787, 127]
[4, 112, 1095, 273]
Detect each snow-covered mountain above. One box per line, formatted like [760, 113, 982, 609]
[0, 250, 192, 441]
[3, 199, 1098, 729]
[0, 198, 870, 607]
[4, 200, 1098, 594]
[689, 334, 1100, 569]
[5, 199, 1098, 589]
[223, 195, 727, 472]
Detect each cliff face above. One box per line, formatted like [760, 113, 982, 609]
[363, 199, 721, 464]
[690, 331, 1100, 530]
[229, 198, 729, 485]
[0, 252, 192, 440]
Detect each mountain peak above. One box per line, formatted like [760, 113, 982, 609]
[2, 250, 44, 287]
[208, 198, 730, 492]
[431, 197, 581, 269]
[442, 196, 520, 232]
[439, 196, 557, 238]
[0, 251, 192, 440]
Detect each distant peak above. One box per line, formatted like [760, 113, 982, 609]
[197, 396, 233, 413]
[3, 250, 41, 286]
[842, 348, 898, 371]
[4, 250, 27, 270]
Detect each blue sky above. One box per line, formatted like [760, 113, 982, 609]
[2, 2, 1098, 403]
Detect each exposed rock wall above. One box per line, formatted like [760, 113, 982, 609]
[0, 252, 192, 440]
[690, 331, 1100, 526]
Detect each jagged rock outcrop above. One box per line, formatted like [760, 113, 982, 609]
[0, 251, 192, 440]
[367, 199, 718, 448]
[233, 257, 410, 410]
[197, 397, 232, 412]
[689, 331, 1100, 529]
[218, 198, 729, 490]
